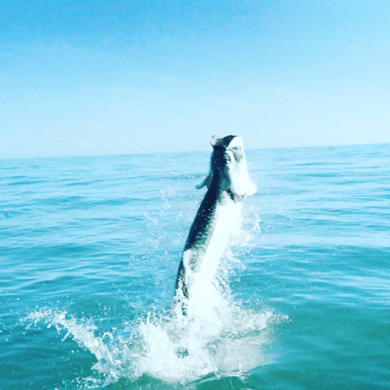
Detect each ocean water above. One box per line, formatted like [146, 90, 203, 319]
[1, 143, 389, 390]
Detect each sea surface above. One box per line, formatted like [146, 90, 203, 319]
[1, 143, 389, 389]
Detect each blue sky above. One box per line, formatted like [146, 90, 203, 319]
[1, 0, 390, 158]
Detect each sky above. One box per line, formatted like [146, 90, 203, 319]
[1, 0, 390, 158]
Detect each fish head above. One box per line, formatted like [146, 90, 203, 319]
[197, 135, 257, 200]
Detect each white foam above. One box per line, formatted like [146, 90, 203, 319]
[22, 210, 286, 387]
[24, 294, 281, 388]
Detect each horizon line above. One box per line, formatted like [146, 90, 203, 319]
[1, 140, 389, 162]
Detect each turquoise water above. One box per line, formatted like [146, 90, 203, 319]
[1, 143, 389, 389]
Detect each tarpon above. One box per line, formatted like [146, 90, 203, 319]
[174, 135, 257, 314]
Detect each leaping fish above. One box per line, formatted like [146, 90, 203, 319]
[174, 135, 257, 315]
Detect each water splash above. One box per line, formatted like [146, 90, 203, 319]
[22, 203, 285, 388]
[24, 293, 283, 388]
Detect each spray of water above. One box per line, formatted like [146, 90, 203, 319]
[24, 247, 283, 388]
[23, 204, 286, 388]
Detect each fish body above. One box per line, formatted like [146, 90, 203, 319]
[175, 135, 256, 313]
